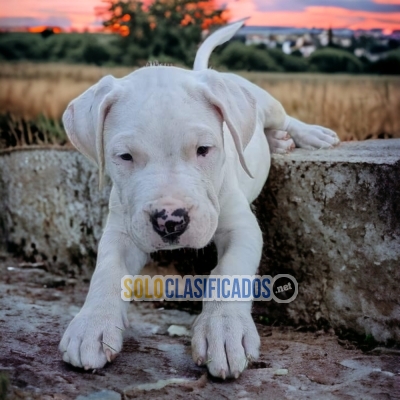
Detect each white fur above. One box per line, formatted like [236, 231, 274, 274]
[59, 20, 339, 378]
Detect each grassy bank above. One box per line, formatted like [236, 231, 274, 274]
[0, 62, 399, 148]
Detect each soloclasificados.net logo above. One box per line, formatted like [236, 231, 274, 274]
[121, 274, 298, 303]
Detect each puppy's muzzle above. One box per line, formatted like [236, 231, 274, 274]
[150, 208, 190, 243]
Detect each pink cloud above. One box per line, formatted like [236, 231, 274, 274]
[1, 0, 400, 31]
[0, 0, 103, 30]
[229, 2, 400, 31]
[373, 0, 400, 4]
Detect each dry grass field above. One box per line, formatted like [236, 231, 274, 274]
[0, 62, 399, 143]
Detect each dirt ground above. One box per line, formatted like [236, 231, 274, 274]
[0, 255, 399, 400]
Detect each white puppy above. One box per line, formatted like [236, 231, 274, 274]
[59, 20, 339, 379]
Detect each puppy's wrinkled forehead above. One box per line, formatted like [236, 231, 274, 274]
[121, 67, 203, 110]
[104, 67, 221, 140]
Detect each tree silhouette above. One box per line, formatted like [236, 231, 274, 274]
[328, 27, 333, 47]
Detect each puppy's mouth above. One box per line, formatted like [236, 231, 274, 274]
[154, 243, 185, 251]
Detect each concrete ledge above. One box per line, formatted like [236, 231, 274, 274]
[255, 140, 400, 343]
[0, 140, 399, 341]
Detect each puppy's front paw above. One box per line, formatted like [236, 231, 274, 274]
[265, 129, 295, 154]
[59, 308, 127, 370]
[191, 303, 260, 379]
[292, 124, 340, 150]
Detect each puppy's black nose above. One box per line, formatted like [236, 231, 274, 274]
[150, 208, 190, 243]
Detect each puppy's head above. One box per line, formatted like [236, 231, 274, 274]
[63, 67, 257, 252]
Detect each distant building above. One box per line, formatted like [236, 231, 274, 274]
[237, 26, 323, 56]
[390, 30, 400, 40]
[245, 34, 277, 48]
[354, 48, 390, 62]
[234, 25, 399, 60]
[370, 28, 384, 38]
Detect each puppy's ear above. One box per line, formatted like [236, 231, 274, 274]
[62, 75, 118, 188]
[197, 70, 257, 178]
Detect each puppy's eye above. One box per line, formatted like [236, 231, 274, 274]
[197, 146, 210, 157]
[119, 153, 133, 161]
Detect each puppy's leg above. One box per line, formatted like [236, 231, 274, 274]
[192, 191, 262, 379]
[222, 72, 286, 129]
[59, 190, 148, 369]
[222, 73, 339, 149]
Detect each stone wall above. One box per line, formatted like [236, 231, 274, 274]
[0, 148, 110, 278]
[0, 140, 399, 342]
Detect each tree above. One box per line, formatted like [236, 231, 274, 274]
[328, 27, 333, 47]
[99, 0, 229, 65]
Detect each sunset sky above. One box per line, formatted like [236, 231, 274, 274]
[1, 0, 400, 32]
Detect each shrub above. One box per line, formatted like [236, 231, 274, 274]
[120, 43, 149, 65]
[0, 33, 45, 60]
[218, 42, 281, 71]
[43, 34, 86, 61]
[309, 47, 364, 73]
[0, 33, 117, 66]
[82, 40, 111, 65]
[370, 49, 400, 75]
[266, 48, 309, 72]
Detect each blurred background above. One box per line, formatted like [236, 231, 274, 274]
[0, 0, 399, 148]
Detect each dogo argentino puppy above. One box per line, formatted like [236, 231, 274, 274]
[59, 19, 339, 379]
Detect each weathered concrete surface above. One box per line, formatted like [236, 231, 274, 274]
[0, 140, 399, 343]
[0, 258, 399, 400]
[0, 148, 111, 278]
[254, 139, 400, 343]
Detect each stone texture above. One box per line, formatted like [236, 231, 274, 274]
[0, 148, 110, 278]
[0, 140, 399, 342]
[254, 140, 400, 343]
